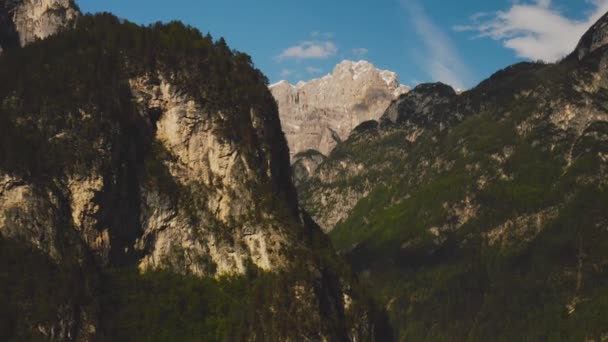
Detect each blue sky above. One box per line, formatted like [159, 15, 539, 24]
[77, 0, 608, 89]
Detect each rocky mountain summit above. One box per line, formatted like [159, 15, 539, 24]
[0, 6, 381, 341]
[0, 0, 79, 52]
[298, 11, 608, 340]
[270, 60, 409, 160]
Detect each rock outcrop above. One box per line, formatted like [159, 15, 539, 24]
[292, 149, 326, 187]
[129, 75, 294, 276]
[574, 11, 608, 60]
[271, 60, 409, 158]
[380, 82, 459, 127]
[0, 0, 78, 51]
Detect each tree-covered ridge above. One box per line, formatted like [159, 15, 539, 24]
[331, 115, 608, 340]
[298, 20, 608, 340]
[0, 13, 274, 180]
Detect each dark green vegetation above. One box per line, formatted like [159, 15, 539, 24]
[0, 236, 97, 341]
[99, 233, 378, 342]
[0, 233, 379, 341]
[299, 24, 608, 340]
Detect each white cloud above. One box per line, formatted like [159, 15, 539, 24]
[278, 41, 338, 60]
[305, 66, 324, 74]
[351, 48, 369, 56]
[401, 0, 473, 89]
[455, 0, 608, 62]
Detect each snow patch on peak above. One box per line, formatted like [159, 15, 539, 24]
[333, 60, 374, 80]
[351, 61, 374, 80]
[332, 60, 405, 88]
[380, 70, 398, 87]
[269, 80, 294, 89]
[394, 84, 411, 98]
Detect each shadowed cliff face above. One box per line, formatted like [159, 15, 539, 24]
[574, 11, 608, 61]
[297, 11, 608, 341]
[0, 1, 19, 51]
[0, 11, 380, 341]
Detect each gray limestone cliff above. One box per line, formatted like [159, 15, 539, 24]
[0, 0, 79, 51]
[270, 60, 409, 159]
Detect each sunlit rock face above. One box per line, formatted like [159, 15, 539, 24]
[0, 0, 79, 51]
[271, 60, 410, 159]
[128, 75, 295, 277]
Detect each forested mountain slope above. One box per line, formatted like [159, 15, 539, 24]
[298, 11, 608, 341]
[0, 9, 383, 341]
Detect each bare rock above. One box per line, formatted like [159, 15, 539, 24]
[0, 0, 79, 52]
[271, 60, 409, 158]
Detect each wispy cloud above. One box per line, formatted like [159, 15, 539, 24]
[305, 66, 324, 74]
[278, 41, 338, 60]
[351, 48, 369, 56]
[400, 0, 473, 89]
[454, 0, 608, 62]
